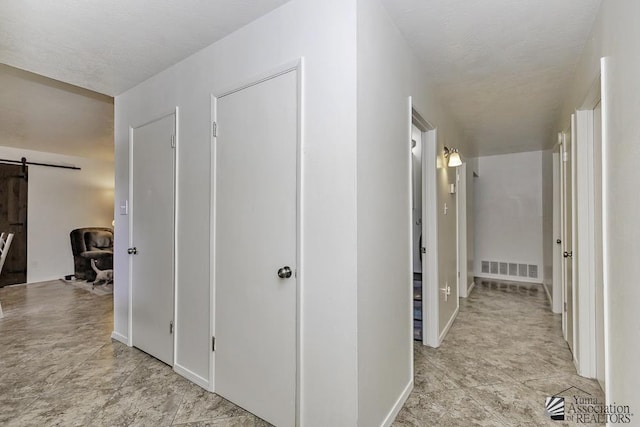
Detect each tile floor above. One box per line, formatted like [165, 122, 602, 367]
[394, 279, 605, 426]
[0, 280, 269, 426]
[0, 278, 604, 426]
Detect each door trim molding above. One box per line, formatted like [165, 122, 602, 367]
[457, 164, 468, 298]
[424, 127, 438, 348]
[570, 113, 578, 360]
[600, 56, 611, 400]
[409, 104, 438, 349]
[210, 58, 303, 427]
[128, 108, 179, 357]
[572, 69, 603, 380]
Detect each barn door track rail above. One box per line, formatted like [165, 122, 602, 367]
[0, 157, 81, 171]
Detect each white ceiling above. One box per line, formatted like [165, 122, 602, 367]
[0, 0, 290, 160]
[381, 0, 602, 156]
[0, 0, 291, 96]
[1, 0, 602, 158]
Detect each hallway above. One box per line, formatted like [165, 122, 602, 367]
[395, 279, 605, 426]
[0, 279, 606, 426]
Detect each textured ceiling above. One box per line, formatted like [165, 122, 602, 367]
[381, 0, 602, 156]
[0, 64, 114, 161]
[1, 0, 601, 158]
[0, 0, 290, 159]
[0, 0, 291, 96]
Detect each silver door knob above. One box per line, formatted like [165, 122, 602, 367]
[128, 247, 137, 255]
[277, 266, 292, 279]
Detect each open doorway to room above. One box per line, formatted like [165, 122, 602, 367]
[411, 123, 423, 342]
[0, 163, 27, 286]
[410, 107, 438, 348]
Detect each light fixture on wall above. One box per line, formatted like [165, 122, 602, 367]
[443, 147, 462, 167]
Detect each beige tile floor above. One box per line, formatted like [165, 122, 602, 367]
[0, 279, 603, 426]
[0, 280, 270, 426]
[394, 279, 605, 426]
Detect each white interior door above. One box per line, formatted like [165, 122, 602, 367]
[214, 70, 297, 427]
[457, 163, 468, 298]
[593, 101, 605, 389]
[562, 129, 575, 354]
[131, 113, 176, 366]
[421, 128, 439, 347]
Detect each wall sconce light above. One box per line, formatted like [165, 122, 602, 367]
[444, 147, 462, 167]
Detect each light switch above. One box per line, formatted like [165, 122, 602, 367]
[119, 200, 129, 215]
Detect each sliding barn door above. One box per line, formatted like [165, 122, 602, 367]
[0, 164, 27, 286]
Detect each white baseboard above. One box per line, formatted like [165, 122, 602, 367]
[438, 306, 459, 345]
[466, 281, 475, 297]
[543, 283, 553, 305]
[475, 273, 541, 284]
[111, 331, 129, 345]
[174, 363, 210, 391]
[381, 379, 413, 427]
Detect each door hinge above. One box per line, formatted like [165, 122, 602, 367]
[171, 135, 176, 148]
[564, 302, 567, 312]
[421, 247, 426, 254]
[212, 122, 217, 138]
[169, 320, 174, 334]
[212, 336, 216, 351]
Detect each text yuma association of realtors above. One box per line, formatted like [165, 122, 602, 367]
[566, 396, 633, 424]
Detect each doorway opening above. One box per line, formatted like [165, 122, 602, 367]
[411, 124, 423, 342]
[410, 106, 438, 348]
[0, 163, 27, 286]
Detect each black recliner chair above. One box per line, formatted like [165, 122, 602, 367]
[70, 227, 113, 281]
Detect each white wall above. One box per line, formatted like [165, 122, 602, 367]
[0, 146, 113, 283]
[475, 151, 543, 283]
[114, 0, 358, 424]
[357, 0, 462, 424]
[557, 0, 640, 413]
[541, 149, 554, 300]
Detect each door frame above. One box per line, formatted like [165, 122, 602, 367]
[551, 146, 562, 314]
[456, 163, 468, 298]
[209, 59, 303, 425]
[573, 71, 603, 380]
[410, 104, 438, 348]
[559, 122, 577, 356]
[127, 108, 179, 363]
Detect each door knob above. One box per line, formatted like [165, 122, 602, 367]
[128, 247, 137, 255]
[277, 266, 292, 279]
[563, 251, 572, 258]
